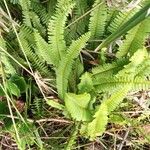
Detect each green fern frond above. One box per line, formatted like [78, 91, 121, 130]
[56, 32, 91, 99]
[65, 123, 79, 150]
[20, 38, 51, 77]
[34, 30, 53, 65]
[105, 86, 131, 113]
[0, 38, 16, 74]
[31, 98, 43, 118]
[87, 103, 108, 139]
[30, 12, 46, 36]
[10, 0, 19, 4]
[116, 48, 148, 77]
[47, 0, 57, 17]
[65, 0, 88, 44]
[48, 0, 75, 67]
[31, 1, 50, 25]
[68, 59, 84, 93]
[87, 86, 130, 139]
[19, 25, 34, 43]
[93, 76, 150, 93]
[19, 0, 31, 27]
[78, 72, 94, 94]
[135, 58, 150, 77]
[116, 18, 150, 58]
[89, 0, 107, 38]
[65, 93, 92, 121]
[72, 0, 88, 35]
[92, 58, 128, 78]
[108, 8, 139, 33]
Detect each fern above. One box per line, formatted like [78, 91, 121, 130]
[105, 86, 131, 113]
[34, 30, 53, 65]
[68, 58, 84, 93]
[48, 0, 75, 67]
[65, 93, 92, 121]
[75, 0, 88, 35]
[19, 38, 52, 77]
[56, 32, 91, 99]
[87, 103, 108, 139]
[65, 0, 88, 44]
[93, 76, 150, 93]
[89, 0, 107, 38]
[108, 8, 139, 33]
[116, 48, 148, 77]
[19, 0, 31, 27]
[87, 86, 131, 139]
[19, 25, 34, 44]
[65, 123, 79, 150]
[47, 0, 57, 17]
[31, 98, 44, 118]
[78, 72, 94, 94]
[30, 11, 46, 37]
[10, 0, 19, 4]
[92, 58, 128, 78]
[135, 58, 150, 77]
[31, 1, 50, 25]
[116, 18, 150, 58]
[0, 38, 16, 74]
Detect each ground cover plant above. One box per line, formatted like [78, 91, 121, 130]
[0, 0, 150, 149]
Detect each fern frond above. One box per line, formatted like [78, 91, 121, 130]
[78, 72, 94, 94]
[19, 25, 34, 43]
[92, 58, 128, 78]
[31, 98, 43, 118]
[65, 93, 92, 121]
[30, 12, 46, 36]
[20, 38, 51, 77]
[48, 0, 75, 67]
[105, 86, 131, 113]
[56, 32, 91, 99]
[89, 0, 107, 38]
[87, 86, 131, 139]
[34, 30, 53, 65]
[93, 76, 150, 93]
[65, 123, 79, 150]
[72, 0, 88, 35]
[65, 0, 88, 44]
[116, 48, 148, 77]
[47, 0, 57, 17]
[0, 38, 16, 74]
[19, 0, 31, 27]
[135, 58, 150, 77]
[108, 8, 139, 33]
[87, 103, 108, 139]
[31, 1, 50, 25]
[116, 18, 150, 58]
[10, 0, 19, 4]
[68, 58, 84, 93]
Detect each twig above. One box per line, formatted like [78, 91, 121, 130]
[0, 115, 72, 124]
[118, 128, 130, 150]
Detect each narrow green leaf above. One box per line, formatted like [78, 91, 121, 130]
[6, 81, 20, 97]
[46, 99, 65, 110]
[10, 75, 27, 93]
